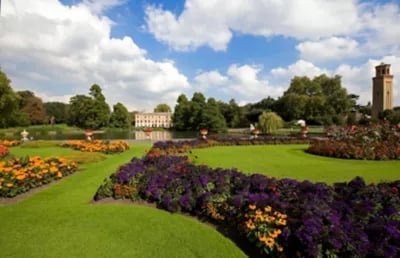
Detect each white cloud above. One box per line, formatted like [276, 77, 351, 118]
[82, 0, 126, 14]
[193, 71, 229, 91]
[296, 37, 360, 62]
[335, 56, 400, 106]
[269, 58, 400, 107]
[145, 0, 360, 51]
[0, 0, 189, 111]
[271, 60, 330, 79]
[193, 64, 285, 103]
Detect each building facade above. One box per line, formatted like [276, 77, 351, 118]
[372, 63, 394, 119]
[135, 112, 172, 128]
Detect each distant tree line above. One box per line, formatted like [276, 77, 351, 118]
[1, 69, 399, 131]
[0, 70, 132, 129]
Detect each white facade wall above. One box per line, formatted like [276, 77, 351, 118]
[135, 112, 172, 128]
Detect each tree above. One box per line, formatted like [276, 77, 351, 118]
[67, 95, 93, 128]
[172, 93, 227, 132]
[0, 70, 22, 128]
[258, 112, 284, 134]
[199, 98, 227, 133]
[89, 84, 110, 128]
[67, 84, 110, 129]
[44, 102, 69, 124]
[154, 103, 171, 113]
[275, 75, 353, 125]
[20, 95, 46, 125]
[109, 102, 131, 128]
[173, 94, 190, 131]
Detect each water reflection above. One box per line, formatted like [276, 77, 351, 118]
[0, 130, 198, 141]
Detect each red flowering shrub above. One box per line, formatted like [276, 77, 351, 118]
[308, 123, 400, 160]
[0, 144, 8, 159]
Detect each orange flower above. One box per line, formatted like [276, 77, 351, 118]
[264, 237, 275, 248]
[16, 174, 26, 180]
[249, 204, 256, 210]
[6, 183, 13, 188]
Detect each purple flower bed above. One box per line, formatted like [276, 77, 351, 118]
[308, 123, 400, 160]
[94, 150, 400, 257]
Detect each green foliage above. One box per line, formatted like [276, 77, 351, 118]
[20, 140, 60, 148]
[67, 84, 110, 129]
[154, 103, 172, 113]
[109, 102, 131, 128]
[44, 102, 69, 124]
[19, 94, 46, 125]
[173, 93, 227, 132]
[0, 70, 23, 128]
[276, 75, 353, 125]
[258, 112, 284, 134]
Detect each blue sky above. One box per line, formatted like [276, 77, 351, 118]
[1, 0, 400, 111]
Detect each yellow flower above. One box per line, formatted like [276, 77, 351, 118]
[277, 245, 283, 252]
[276, 218, 287, 226]
[258, 234, 268, 242]
[255, 209, 262, 215]
[264, 206, 272, 212]
[249, 204, 256, 210]
[6, 183, 13, 188]
[245, 220, 256, 230]
[264, 237, 275, 248]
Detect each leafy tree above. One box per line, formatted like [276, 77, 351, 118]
[154, 103, 172, 113]
[0, 70, 22, 128]
[67, 84, 110, 129]
[173, 94, 190, 131]
[20, 95, 46, 125]
[258, 112, 284, 134]
[109, 102, 131, 128]
[67, 95, 93, 128]
[275, 75, 353, 125]
[173, 93, 227, 132]
[44, 102, 69, 124]
[199, 98, 227, 133]
[89, 84, 110, 128]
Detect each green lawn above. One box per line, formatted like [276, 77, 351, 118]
[190, 144, 400, 184]
[0, 145, 245, 258]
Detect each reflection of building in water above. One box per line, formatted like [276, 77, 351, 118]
[135, 112, 172, 128]
[135, 131, 173, 141]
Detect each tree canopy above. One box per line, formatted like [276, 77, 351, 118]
[173, 93, 227, 133]
[275, 75, 353, 125]
[109, 102, 131, 128]
[154, 103, 172, 113]
[67, 84, 110, 129]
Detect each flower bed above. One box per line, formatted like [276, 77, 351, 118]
[147, 136, 310, 157]
[0, 139, 21, 147]
[0, 144, 9, 159]
[308, 123, 400, 160]
[60, 140, 129, 154]
[95, 150, 400, 257]
[0, 156, 78, 197]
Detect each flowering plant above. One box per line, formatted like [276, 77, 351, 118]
[308, 122, 400, 160]
[60, 140, 129, 154]
[242, 204, 286, 256]
[0, 156, 78, 197]
[0, 144, 8, 159]
[0, 140, 20, 147]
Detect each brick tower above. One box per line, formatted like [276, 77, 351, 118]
[372, 63, 393, 119]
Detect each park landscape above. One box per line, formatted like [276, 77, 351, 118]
[0, 121, 400, 258]
[1, 1, 400, 257]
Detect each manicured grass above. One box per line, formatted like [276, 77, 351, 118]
[191, 144, 400, 184]
[0, 144, 245, 258]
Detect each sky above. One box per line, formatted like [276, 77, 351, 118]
[0, 0, 400, 112]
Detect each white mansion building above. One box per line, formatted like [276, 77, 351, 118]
[135, 112, 173, 128]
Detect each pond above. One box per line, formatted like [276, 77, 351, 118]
[0, 129, 199, 141]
